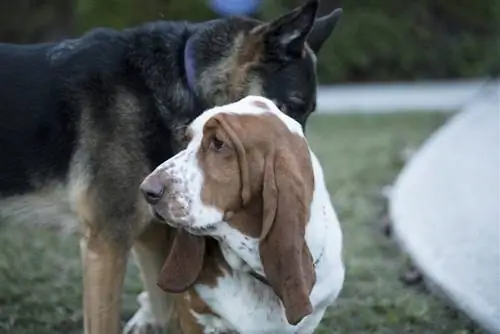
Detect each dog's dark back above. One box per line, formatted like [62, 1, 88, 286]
[0, 42, 70, 194]
[0, 1, 342, 204]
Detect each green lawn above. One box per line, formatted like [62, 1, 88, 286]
[0, 113, 483, 333]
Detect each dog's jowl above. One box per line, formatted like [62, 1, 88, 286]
[0, 0, 342, 333]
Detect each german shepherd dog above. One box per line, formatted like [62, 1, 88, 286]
[0, 0, 342, 332]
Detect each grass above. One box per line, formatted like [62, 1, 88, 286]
[0, 112, 483, 333]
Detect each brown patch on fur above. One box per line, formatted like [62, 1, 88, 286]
[196, 114, 249, 218]
[157, 232, 229, 293]
[198, 238, 231, 287]
[174, 287, 218, 334]
[198, 31, 266, 106]
[197, 112, 312, 233]
[157, 229, 206, 293]
[196, 111, 316, 324]
[174, 294, 205, 334]
[229, 32, 265, 95]
[259, 128, 315, 325]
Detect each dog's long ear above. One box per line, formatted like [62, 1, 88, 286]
[259, 147, 315, 325]
[260, 0, 319, 58]
[157, 229, 205, 293]
[307, 8, 343, 54]
[211, 114, 252, 206]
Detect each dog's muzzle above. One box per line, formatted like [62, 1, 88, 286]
[140, 171, 191, 225]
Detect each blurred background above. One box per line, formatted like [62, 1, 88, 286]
[1, 0, 498, 84]
[0, 1, 498, 333]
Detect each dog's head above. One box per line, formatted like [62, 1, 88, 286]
[141, 96, 317, 325]
[186, 0, 342, 127]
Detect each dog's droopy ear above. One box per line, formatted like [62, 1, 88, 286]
[210, 114, 252, 206]
[307, 8, 343, 54]
[260, 0, 319, 58]
[259, 148, 315, 325]
[157, 229, 205, 293]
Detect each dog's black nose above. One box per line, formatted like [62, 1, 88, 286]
[140, 176, 165, 205]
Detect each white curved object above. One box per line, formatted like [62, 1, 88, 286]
[390, 82, 500, 333]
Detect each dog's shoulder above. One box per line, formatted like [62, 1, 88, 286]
[49, 27, 123, 63]
[46, 28, 132, 82]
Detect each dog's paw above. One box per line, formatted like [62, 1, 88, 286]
[123, 292, 167, 334]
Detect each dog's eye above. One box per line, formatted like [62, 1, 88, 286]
[210, 136, 225, 151]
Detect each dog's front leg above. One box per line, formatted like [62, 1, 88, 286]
[80, 226, 129, 334]
[124, 221, 177, 334]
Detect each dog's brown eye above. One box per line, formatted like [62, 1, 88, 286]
[210, 137, 225, 151]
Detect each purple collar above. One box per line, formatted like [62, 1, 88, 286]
[184, 37, 197, 94]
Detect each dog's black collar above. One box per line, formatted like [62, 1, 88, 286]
[249, 250, 324, 287]
[250, 271, 272, 287]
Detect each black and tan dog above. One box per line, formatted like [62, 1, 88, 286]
[0, 1, 342, 333]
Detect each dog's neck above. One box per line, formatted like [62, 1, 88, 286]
[183, 35, 219, 116]
[206, 195, 329, 285]
[181, 31, 265, 111]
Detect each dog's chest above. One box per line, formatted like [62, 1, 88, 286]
[189, 237, 297, 334]
[192, 269, 293, 334]
[189, 311, 235, 334]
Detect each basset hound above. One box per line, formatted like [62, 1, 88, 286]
[140, 95, 345, 334]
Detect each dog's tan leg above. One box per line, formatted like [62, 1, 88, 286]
[80, 227, 129, 334]
[124, 221, 176, 333]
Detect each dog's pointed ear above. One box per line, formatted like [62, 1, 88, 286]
[307, 8, 343, 54]
[259, 0, 319, 58]
[259, 147, 315, 325]
[157, 229, 205, 293]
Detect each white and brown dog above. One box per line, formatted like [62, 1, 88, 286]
[139, 96, 344, 334]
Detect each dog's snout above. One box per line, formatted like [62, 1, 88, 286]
[140, 175, 165, 205]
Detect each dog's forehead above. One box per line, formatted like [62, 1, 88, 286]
[189, 96, 305, 138]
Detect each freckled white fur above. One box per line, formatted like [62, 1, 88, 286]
[154, 96, 344, 333]
[150, 136, 223, 230]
